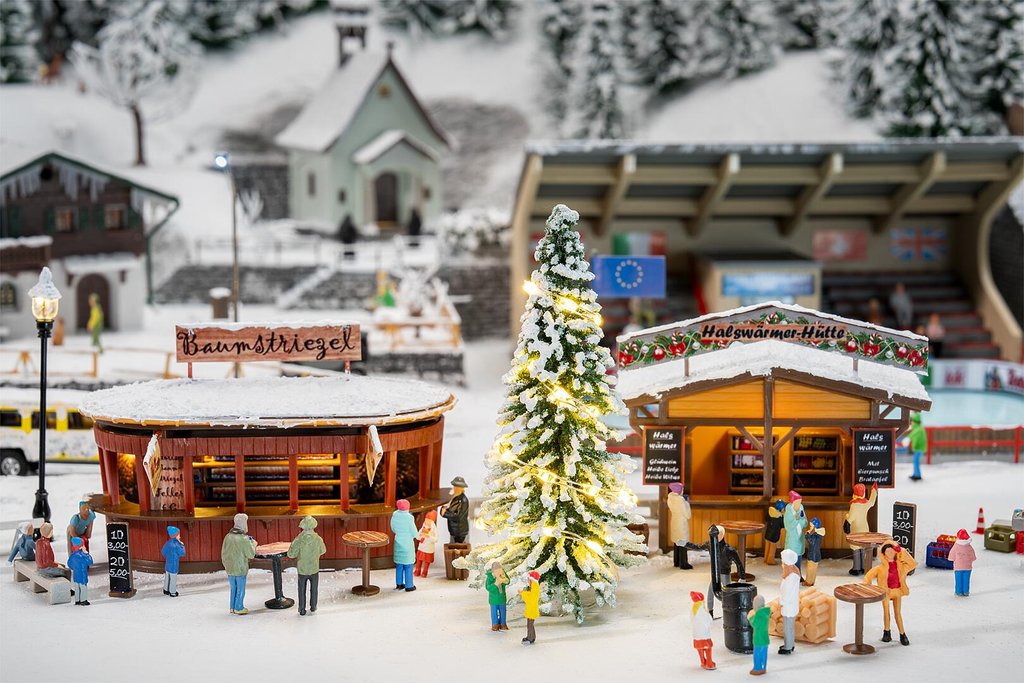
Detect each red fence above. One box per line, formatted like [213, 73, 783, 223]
[925, 425, 1023, 464]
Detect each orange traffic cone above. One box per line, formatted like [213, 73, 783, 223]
[974, 508, 985, 534]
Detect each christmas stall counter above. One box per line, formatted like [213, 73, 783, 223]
[78, 322, 456, 574]
[618, 302, 931, 556]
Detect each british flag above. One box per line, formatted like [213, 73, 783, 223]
[890, 226, 947, 261]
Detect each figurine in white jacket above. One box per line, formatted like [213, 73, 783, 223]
[779, 549, 801, 655]
[690, 590, 716, 670]
[668, 482, 692, 569]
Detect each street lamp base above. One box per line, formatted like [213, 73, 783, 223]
[32, 489, 51, 522]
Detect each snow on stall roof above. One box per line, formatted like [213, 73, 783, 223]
[177, 319, 360, 330]
[617, 339, 931, 406]
[0, 235, 52, 250]
[79, 375, 455, 427]
[62, 252, 140, 275]
[352, 129, 440, 164]
[617, 301, 928, 345]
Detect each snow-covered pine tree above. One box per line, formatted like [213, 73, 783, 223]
[381, 0, 518, 39]
[828, 0, 901, 118]
[969, 0, 1024, 125]
[459, 203, 647, 624]
[777, 0, 823, 50]
[702, 0, 779, 80]
[632, 0, 708, 96]
[540, 0, 584, 134]
[575, 1, 629, 139]
[880, 0, 997, 137]
[185, 0, 261, 48]
[0, 0, 39, 83]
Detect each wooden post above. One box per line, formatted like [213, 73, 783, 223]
[183, 453, 194, 514]
[419, 444, 433, 499]
[431, 434, 444, 491]
[763, 378, 775, 500]
[235, 454, 246, 513]
[98, 447, 108, 495]
[384, 451, 398, 507]
[288, 454, 299, 511]
[134, 447, 151, 512]
[340, 453, 350, 510]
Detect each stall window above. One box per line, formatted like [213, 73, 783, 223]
[0, 410, 22, 427]
[117, 452, 139, 504]
[192, 452, 346, 507]
[0, 281, 16, 310]
[55, 208, 77, 233]
[30, 411, 57, 429]
[67, 411, 95, 430]
[105, 205, 127, 230]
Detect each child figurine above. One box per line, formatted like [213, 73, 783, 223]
[68, 537, 94, 606]
[908, 412, 928, 481]
[783, 491, 807, 573]
[87, 293, 104, 353]
[803, 518, 825, 586]
[844, 482, 878, 575]
[690, 591, 716, 671]
[948, 528, 976, 596]
[747, 594, 771, 675]
[391, 499, 418, 592]
[485, 562, 509, 631]
[863, 541, 918, 645]
[161, 526, 185, 597]
[7, 522, 35, 563]
[287, 515, 327, 615]
[221, 513, 257, 615]
[778, 549, 801, 655]
[34, 523, 68, 579]
[763, 500, 786, 565]
[519, 570, 541, 645]
[667, 483, 693, 570]
[414, 510, 439, 577]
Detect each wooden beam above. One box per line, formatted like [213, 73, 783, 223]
[384, 451, 398, 508]
[234, 454, 245, 514]
[597, 154, 636, 236]
[782, 152, 842, 235]
[288, 454, 299, 511]
[510, 154, 543, 338]
[688, 153, 740, 236]
[874, 151, 946, 234]
[736, 426, 766, 455]
[973, 154, 1024, 222]
[340, 453, 350, 509]
[774, 426, 800, 455]
[763, 378, 774, 500]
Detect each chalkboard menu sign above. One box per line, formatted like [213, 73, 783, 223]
[106, 522, 136, 598]
[891, 501, 917, 558]
[852, 428, 896, 488]
[643, 426, 684, 486]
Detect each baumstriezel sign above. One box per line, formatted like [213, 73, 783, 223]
[175, 322, 361, 363]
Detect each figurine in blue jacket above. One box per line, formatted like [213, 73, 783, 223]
[162, 526, 186, 597]
[391, 499, 419, 592]
[68, 537, 94, 606]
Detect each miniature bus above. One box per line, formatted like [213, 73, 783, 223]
[0, 387, 98, 475]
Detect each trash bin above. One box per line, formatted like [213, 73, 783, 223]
[443, 542, 471, 580]
[209, 287, 232, 320]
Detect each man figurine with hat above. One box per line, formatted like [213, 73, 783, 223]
[288, 515, 327, 614]
[778, 549, 801, 655]
[783, 491, 807, 574]
[442, 476, 470, 544]
[221, 513, 257, 615]
[391, 499, 419, 592]
[161, 526, 186, 597]
[485, 561, 509, 631]
[519, 570, 541, 645]
[68, 537, 94, 606]
[690, 591, 716, 670]
[947, 528, 976, 596]
[667, 482, 692, 570]
[844, 482, 878, 575]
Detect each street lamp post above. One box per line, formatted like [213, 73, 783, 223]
[215, 152, 241, 377]
[28, 267, 61, 522]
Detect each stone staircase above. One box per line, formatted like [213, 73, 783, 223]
[154, 265, 318, 305]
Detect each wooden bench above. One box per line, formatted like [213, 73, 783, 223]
[12, 559, 72, 605]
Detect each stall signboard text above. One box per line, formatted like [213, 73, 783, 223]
[852, 428, 896, 488]
[891, 501, 917, 558]
[643, 426, 684, 486]
[175, 323, 361, 363]
[106, 522, 136, 598]
[617, 303, 929, 375]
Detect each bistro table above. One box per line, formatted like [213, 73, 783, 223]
[255, 542, 295, 610]
[343, 530, 390, 596]
[834, 583, 887, 655]
[846, 532, 893, 573]
[721, 520, 765, 581]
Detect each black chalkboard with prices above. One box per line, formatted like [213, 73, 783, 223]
[891, 501, 917, 559]
[106, 522, 136, 598]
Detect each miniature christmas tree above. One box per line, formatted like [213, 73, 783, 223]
[459, 204, 647, 623]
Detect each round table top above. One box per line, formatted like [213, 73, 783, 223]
[720, 520, 766, 534]
[343, 530, 390, 548]
[834, 583, 887, 604]
[255, 541, 291, 558]
[846, 532, 893, 548]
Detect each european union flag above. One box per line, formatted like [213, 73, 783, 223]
[591, 256, 666, 298]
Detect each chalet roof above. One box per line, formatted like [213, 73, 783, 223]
[352, 129, 440, 164]
[275, 52, 451, 153]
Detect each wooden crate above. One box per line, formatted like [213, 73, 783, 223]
[767, 587, 837, 644]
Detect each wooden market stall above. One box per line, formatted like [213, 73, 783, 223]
[78, 322, 456, 573]
[618, 302, 932, 558]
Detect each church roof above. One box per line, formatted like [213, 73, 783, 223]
[352, 129, 440, 164]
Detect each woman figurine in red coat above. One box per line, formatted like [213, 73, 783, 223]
[414, 510, 439, 577]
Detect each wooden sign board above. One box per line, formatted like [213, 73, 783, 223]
[643, 426, 684, 486]
[891, 501, 917, 558]
[106, 522, 136, 598]
[852, 428, 896, 488]
[175, 323, 360, 364]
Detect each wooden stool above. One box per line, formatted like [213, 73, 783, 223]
[721, 520, 765, 581]
[834, 583, 886, 655]
[343, 531, 390, 596]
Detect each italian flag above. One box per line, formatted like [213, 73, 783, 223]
[612, 232, 665, 256]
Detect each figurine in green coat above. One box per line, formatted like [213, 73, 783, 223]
[288, 515, 327, 615]
[221, 513, 257, 615]
[485, 562, 509, 631]
[909, 412, 928, 481]
[783, 491, 807, 573]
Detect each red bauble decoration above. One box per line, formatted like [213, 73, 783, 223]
[845, 338, 859, 353]
[909, 350, 924, 366]
[652, 346, 666, 361]
[895, 345, 909, 359]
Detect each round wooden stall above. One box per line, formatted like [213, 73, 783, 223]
[618, 303, 932, 557]
[79, 375, 456, 573]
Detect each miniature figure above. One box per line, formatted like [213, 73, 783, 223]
[34, 522, 68, 579]
[221, 513, 257, 615]
[783, 491, 807, 573]
[485, 561, 509, 631]
[778, 549, 801, 655]
[68, 537, 94, 606]
[287, 515, 327, 615]
[66, 500, 96, 555]
[763, 500, 786, 565]
[947, 528, 976, 596]
[844, 482, 878, 575]
[803, 518, 825, 586]
[747, 594, 771, 675]
[391, 499, 419, 592]
[519, 570, 541, 645]
[442, 476, 470, 543]
[687, 524, 744, 618]
[87, 293, 104, 353]
[690, 591, 716, 670]
[7, 522, 35, 563]
[161, 526, 185, 597]
[414, 510, 439, 577]
[863, 541, 918, 645]
[668, 482, 693, 570]
[908, 412, 928, 481]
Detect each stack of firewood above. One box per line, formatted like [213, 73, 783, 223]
[767, 588, 837, 644]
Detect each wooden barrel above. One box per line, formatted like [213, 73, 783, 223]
[444, 542, 471, 580]
[722, 582, 758, 654]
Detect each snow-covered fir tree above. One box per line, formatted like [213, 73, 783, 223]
[575, 1, 629, 139]
[702, 0, 779, 80]
[777, 0, 823, 50]
[969, 0, 1024, 124]
[631, 0, 710, 96]
[381, 0, 519, 39]
[540, 0, 584, 134]
[0, 0, 39, 83]
[459, 204, 647, 623]
[880, 0, 996, 137]
[828, 0, 901, 118]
